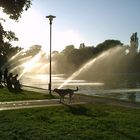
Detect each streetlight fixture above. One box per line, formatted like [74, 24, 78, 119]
[46, 15, 56, 95]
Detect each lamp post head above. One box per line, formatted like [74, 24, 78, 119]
[46, 15, 56, 24]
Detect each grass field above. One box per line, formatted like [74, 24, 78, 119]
[0, 104, 140, 140]
[0, 88, 55, 102]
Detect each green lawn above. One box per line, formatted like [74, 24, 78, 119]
[0, 104, 140, 140]
[0, 88, 55, 102]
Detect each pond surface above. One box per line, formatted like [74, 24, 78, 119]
[20, 73, 140, 103]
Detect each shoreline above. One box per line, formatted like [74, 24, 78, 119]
[0, 87, 140, 110]
[22, 85, 140, 104]
[73, 93, 140, 109]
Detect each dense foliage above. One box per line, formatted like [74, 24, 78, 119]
[52, 40, 140, 76]
[0, 0, 32, 68]
[0, 0, 32, 20]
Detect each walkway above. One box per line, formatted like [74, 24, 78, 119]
[0, 94, 140, 111]
[0, 98, 86, 111]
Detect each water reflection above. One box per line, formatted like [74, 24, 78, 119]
[21, 73, 140, 103]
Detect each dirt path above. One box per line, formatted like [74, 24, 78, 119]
[0, 94, 140, 111]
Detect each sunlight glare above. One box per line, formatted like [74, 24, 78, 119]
[22, 52, 41, 70]
[18, 51, 42, 79]
[1, 8, 87, 52]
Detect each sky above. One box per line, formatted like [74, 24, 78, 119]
[1, 0, 140, 52]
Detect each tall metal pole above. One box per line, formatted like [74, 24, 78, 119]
[46, 15, 56, 95]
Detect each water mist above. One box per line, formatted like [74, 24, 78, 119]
[58, 46, 122, 89]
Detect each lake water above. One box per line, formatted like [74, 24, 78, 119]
[20, 73, 140, 103]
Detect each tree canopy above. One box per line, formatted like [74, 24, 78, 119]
[0, 0, 32, 69]
[0, 0, 32, 20]
[96, 40, 123, 52]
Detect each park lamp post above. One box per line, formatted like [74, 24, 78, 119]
[46, 15, 56, 95]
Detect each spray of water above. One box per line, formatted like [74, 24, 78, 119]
[17, 51, 42, 80]
[10, 64, 23, 73]
[58, 46, 122, 89]
[1, 47, 30, 70]
[1, 50, 22, 70]
[10, 55, 40, 73]
[37, 63, 50, 73]
[18, 56, 32, 62]
[58, 50, 108, 88]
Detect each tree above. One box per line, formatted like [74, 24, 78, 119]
[62, 45, 75, 55]
[25, 45, 42, 57]
[0, 0, 32, 20]
[96, 39, 123, 52]
[0, 0, 32, 68]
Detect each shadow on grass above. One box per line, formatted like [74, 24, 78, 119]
[62, 102, 111, 120]
[63, 104, 96, 118]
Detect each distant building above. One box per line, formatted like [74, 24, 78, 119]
[130, 32, 139, 53]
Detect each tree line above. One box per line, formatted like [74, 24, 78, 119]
[52, 40, 140, 75]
